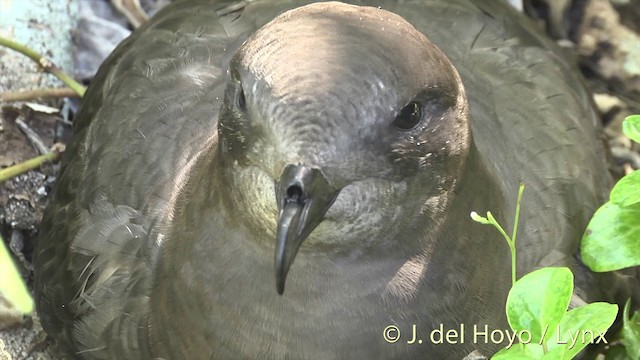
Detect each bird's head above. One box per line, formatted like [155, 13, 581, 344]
[217, 2, 471, 294]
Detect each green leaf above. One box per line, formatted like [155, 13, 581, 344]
[541, 346, 566, 360]
[623, 115, 640, 143]
[581, 201, 640, 271]
[610, 170, 640, 207]
[601, 345, 635, 360]
[546, 302, 618, 359]
[470, 211, 490, 224]
[622, 300, 640, 360]
[0, 233, 34, 314]
[506, 268, 573, 344]
[492, 344, 543, 360]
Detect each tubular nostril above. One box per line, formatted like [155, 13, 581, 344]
[286, 185, 303, 203]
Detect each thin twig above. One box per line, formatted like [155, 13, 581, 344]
[0, 152, 61, 183]
[15, 117, 50, 155]
[111, 0, 149, 28]
[0, 87, 79, 102]
[0, 36, 86, 96]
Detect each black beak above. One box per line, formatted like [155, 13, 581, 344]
[275, 164, 340, 295]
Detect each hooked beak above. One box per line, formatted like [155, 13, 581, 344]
[274, 164, 340, 295]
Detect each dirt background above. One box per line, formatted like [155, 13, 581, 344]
[0, 0, 639, 359]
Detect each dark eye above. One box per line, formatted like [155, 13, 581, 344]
[237, 88, 247, 111]
[230, 68, 247, 112]
[393, 102, 422, 130]
[231, 67, 241, 82]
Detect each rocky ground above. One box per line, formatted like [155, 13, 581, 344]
[0, 0, 639, 359]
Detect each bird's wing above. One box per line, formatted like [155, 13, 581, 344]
[34, 0, 251, 354]
[386, 0, 612, 298]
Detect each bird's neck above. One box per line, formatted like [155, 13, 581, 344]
[147, 141, 511, 358]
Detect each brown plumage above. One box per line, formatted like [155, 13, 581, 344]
[34, 1, 637, 359]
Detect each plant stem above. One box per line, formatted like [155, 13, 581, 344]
[0, 152, 61, 182]
[0, 87, 79, 102]
[510, 182, 525, 285]
[0, 36, 86, 96]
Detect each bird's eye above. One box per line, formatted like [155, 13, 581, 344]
[393, 101, 422, 130]
[231, 68, 241, 82]
[230, 67, 247, 112]
[237, 88, 247, 111]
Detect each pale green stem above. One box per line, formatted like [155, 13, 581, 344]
[0, 36, 86, 96]
[0, 152, 60, 182]
[510, 182, 525, 285]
